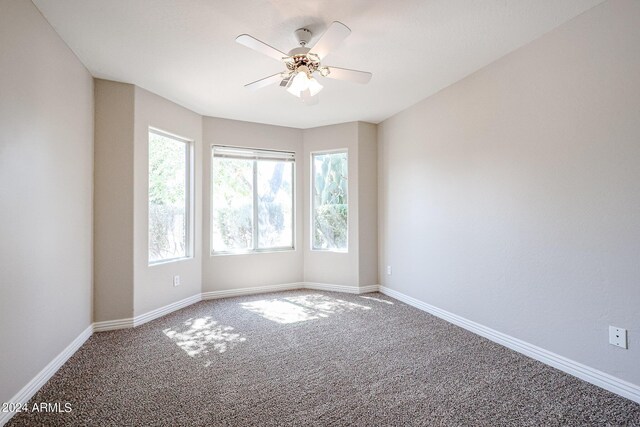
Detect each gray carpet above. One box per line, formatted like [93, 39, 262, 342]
[8, 290, 640, 426]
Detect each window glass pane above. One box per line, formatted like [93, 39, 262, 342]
[257, 160, 293, 249]
[312, 152, 348, 250]
[211, 156, 254, 252]
[149, 131, 188, 263]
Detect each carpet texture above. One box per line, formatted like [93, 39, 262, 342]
[7, 290, 640, 426]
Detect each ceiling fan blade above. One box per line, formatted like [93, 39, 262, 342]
[236, 34, 287, 62]
[244, 73, 283, 91]
[324, 66, 372, 84]
[300, 89, 319, 106]
[310, 21, 351, 59]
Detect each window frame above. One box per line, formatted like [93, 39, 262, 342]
[210, 145, 296, 256]
[148, 127, 194, 266]
[310, 148, 349, 253]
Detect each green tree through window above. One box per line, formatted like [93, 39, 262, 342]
[211, 147, 294, 253]
[148, 130, 191, 263]
[312, 151, 348, 250]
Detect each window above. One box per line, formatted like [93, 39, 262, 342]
[211, 146, 294, 254]
[311, 150, 348, 251]
[148, 129, 192, 264]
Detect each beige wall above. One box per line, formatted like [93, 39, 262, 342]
[94, 80, 135, 321]
[357, 122, 378, 287]
[303, 123, 360, 286]
[202, 117, 304, 291]
[95, 84, 378, 305]
[133, 86, 203, 315]
[94, 82, 204, 318]
[201, 118, 378, 291]
[378, 0, 640, 386]
[302, 122, 378, 288]
[0, 0, 94, 403]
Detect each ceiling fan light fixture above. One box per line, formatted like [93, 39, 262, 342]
[286, 70, 323, 98]
[286, 72, 308, 97]
[307, 77, 323, 96]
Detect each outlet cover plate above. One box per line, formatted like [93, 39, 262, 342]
[609, 326, 628, 349]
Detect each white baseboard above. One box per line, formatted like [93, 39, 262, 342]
[93, 317, 134, 332]
[379, 286, 640, 404]
[95, 283, 378, 331]
[356, 284, 380, 294]
[133, 293, 201, 327]
[0, 325, 93, 426]
[201, 282, 303, 300]
[93, 294, 203, 331]
[7, 283, 636, 427]
[200, 282, 379, 300]
[304, 282, 379, 294]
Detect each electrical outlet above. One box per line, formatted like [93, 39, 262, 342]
[387, 266, 392, 275]
[609, 326, 627, 349]
[173, 275, 181, 287]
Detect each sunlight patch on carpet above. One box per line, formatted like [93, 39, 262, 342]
[163, 316, 246, 357]
[240, 294, 371, 324]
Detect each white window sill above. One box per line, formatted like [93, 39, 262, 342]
[148, 256, 192, 267]
[211, 248, 296, 257]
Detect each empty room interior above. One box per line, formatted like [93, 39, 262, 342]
[1, 0, 640, 425]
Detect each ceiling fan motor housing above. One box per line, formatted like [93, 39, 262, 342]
[285, 52, 320, 77]
[295, 28, 312, 46]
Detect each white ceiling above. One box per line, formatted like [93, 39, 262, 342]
[33, 0, 604, 129]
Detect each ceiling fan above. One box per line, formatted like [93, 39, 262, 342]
[236, 21, 372, 104]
